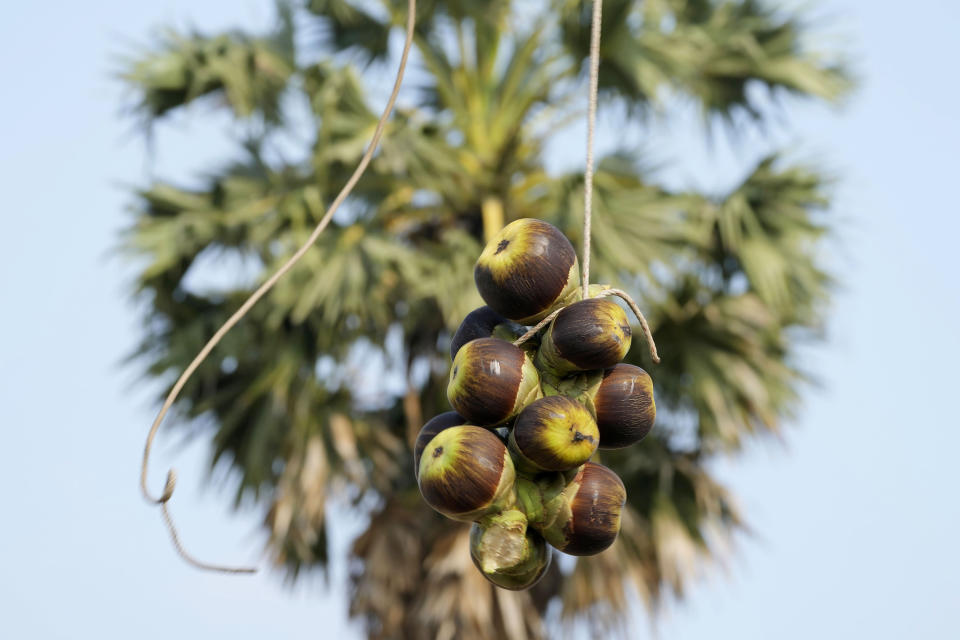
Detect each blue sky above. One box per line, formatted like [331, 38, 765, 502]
[0, 1, 957, 638]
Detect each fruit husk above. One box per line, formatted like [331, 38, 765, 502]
[447, 338, 542, 426]
[516, 472, 569, 531]
[492, 321, 529, 344]
[540, 368, 605, 418]
[449, 306, 527, 360]
[535, 298, 632, 375]
[417, 426, 516, 522]
[591, 364, 656, 449]
[470, 509, 552, 591]
[413, 411, 468, 476]
[537, 462, 626, 556]
[474, 218, 581, 324]
[508, 396, 599, 472]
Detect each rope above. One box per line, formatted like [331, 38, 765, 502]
[514, 1, 661, 364]
[581, 0, 603, 299]
[139, 0, 418, 574]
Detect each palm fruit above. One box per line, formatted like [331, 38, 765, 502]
[469, 509, 552, 591]
[592, 364, 655, 449]
[538, 462, 626, 556]
[536, 298, 631, 376]
[474, 218, 580, 324]
[449, 305, 528, 360]
[508, 396, 599, 472]
[413, 412, 468, 476]
[448, 337, 541, 426]
[418, 426, 516, 522]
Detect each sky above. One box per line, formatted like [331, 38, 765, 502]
[0, 1, 958, 638]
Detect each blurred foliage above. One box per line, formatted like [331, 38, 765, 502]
[121, 0, 847, 637]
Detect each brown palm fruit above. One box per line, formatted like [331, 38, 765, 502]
[413, 412, 468, 476]
[470, 509, 552, 591]
[539, 462, 626, 556]
[449, 305, 527, 360]
[474, 218, 580, 324]
[592, 364, 656, 449]
[417, 426, 516, 522]
[448, 338, 541, 426]
[536, 298, 632, 376]
[508, 396, 599, 472]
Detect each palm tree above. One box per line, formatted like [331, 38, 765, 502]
[121, 0, 848, 637]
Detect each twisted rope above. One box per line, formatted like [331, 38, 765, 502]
[581, 0, 603, 299]
[513, 0, 660, 365]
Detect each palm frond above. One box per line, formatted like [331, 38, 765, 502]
[123, 9, 295, 123]
[560, 0, 851, 122]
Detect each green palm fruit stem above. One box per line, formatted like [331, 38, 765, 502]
[529, 469, 584, 529]
[417, 425, 517, 522]
[500, 322, 541, 359]
[474, 218, 581, 324]
[507, 396, 599, 473]
[492, 321, 528, 343]
[491, 320, 539, 360]
[539, 368, 605, 419]
[449, 305, 528, 361]
[448, 338, 542, 426]
[538, 462, 627, 556]
[535, 298, 632, 376]
[515, 472, 568, 531]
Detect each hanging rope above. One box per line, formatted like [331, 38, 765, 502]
[581, 0, 603, 300]
[513, 0, 660, 364]
[139, 0, 418, 574]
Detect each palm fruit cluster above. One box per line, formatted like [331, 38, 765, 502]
[415, 219, 656, 591]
